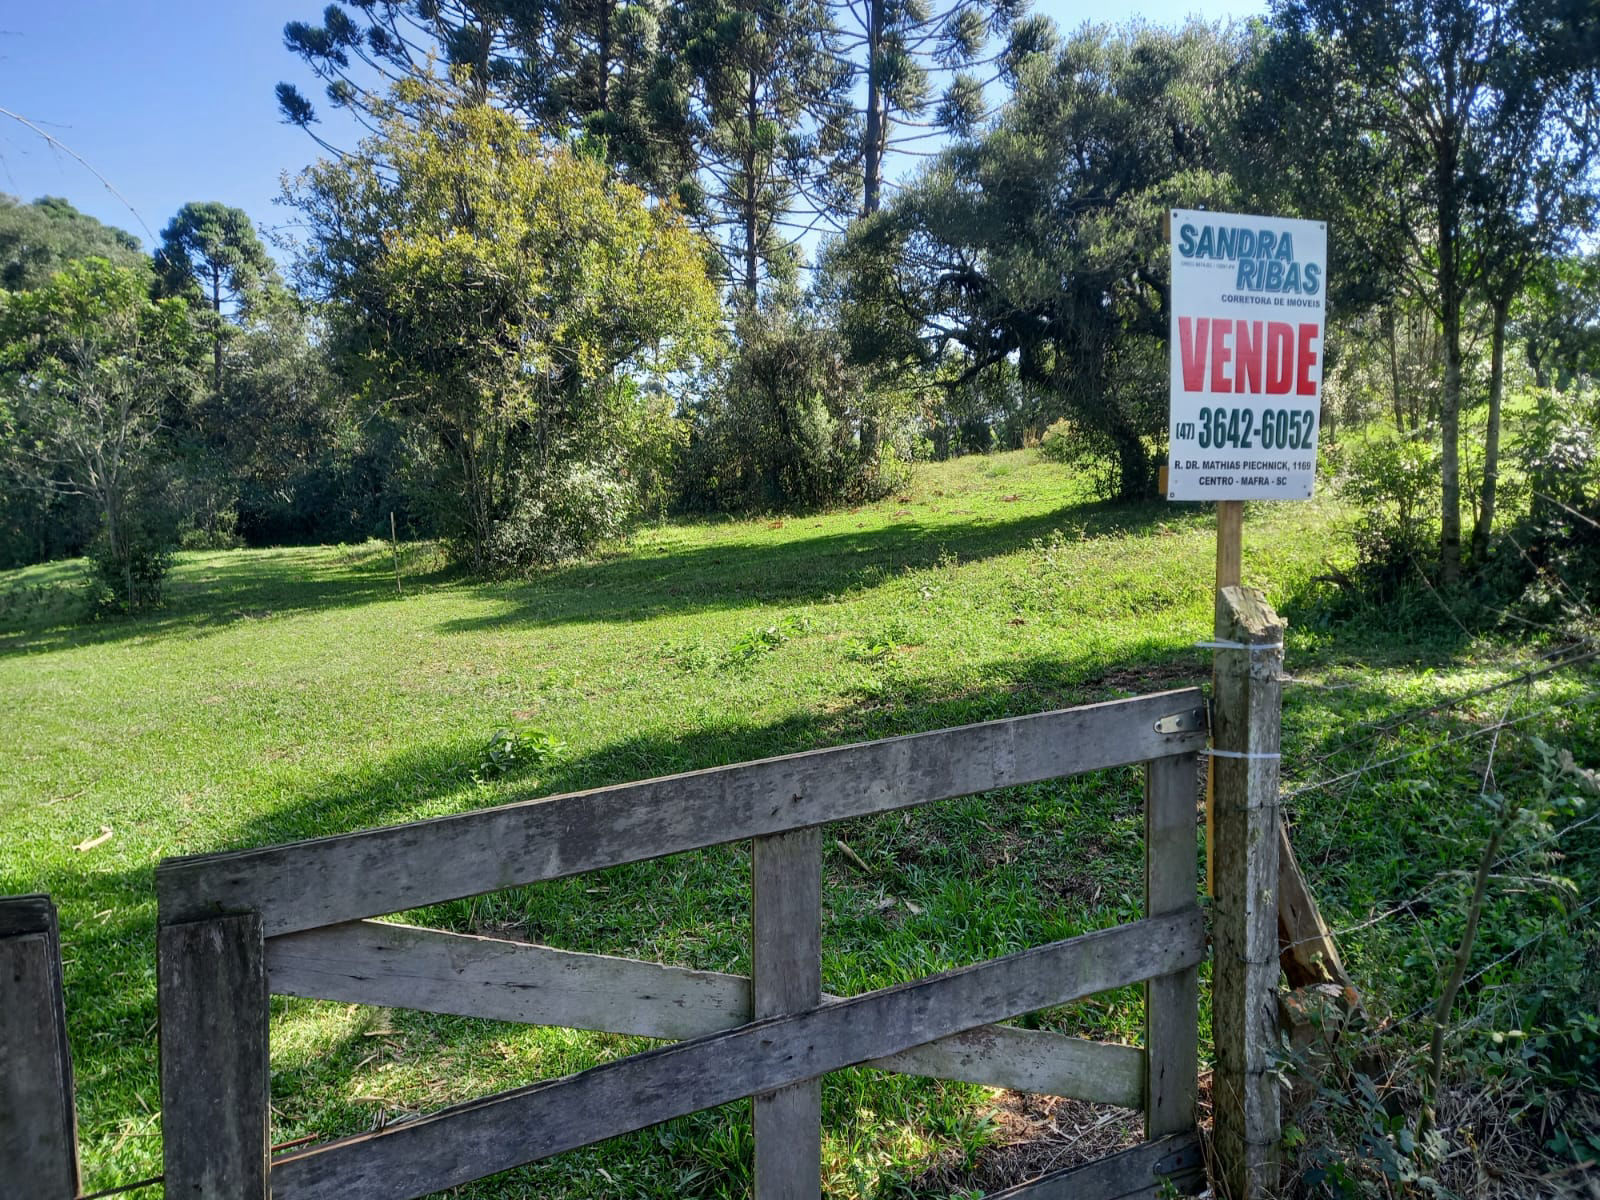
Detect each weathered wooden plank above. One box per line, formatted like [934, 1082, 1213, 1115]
[266, 921, 1146, 1106]
[982, 1131, 1205, 1200]
[752, 827, 822, 1200]
[0, 894, 79, 1200]
[874, 1025, 1144, 1109]
[159, 913, 270, 1200]
[1277, 819, 1354, 996]
[1143, 754, 1199, 1139]
[0, 893, 57, 937]
[269, 910, 1205, 1200]
[1210, 586, 1284, 1200]
[267, 921, 750, 1040]
[159, 690, 1207, 935]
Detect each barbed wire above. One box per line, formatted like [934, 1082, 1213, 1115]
[1280, 688, 1600, 802]
[1393, 889, 1600, 1033]
[1282, 807, 1600, 957]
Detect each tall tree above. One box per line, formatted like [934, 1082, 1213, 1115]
[832, 0, 1026, 219]
[278, 1, 696, 199]
[677, 0, 853, 303]
[0, 195, 146, 292]
[828, 23, 1240, 498]
[1270, 0, 1600, 583]
[154, 203, 277, 395]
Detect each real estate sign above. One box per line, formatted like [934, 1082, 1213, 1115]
[1166, 208, 1327, 501]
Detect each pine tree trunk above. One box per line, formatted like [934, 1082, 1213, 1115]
[862, 0, 884, 216]
[1471, 295, 1509, 565]
[1437, 168, 1463, 586]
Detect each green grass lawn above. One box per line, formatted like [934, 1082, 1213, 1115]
[3, 449, 1596, 1196]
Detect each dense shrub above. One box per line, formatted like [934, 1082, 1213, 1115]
[86, 529, 174, 614]
[1492, 389, 1600, 618]
[484, 460, 638, 572]
[681, 309, 912, 513]
[1334, 431, 1442, 601]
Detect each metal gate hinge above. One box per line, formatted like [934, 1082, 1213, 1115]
[1154, 707, 1208, 736]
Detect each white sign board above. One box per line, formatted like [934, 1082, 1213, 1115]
[1167, 208, 1326, 501]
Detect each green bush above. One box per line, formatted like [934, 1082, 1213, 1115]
[483, 460, 637, 572]
[86, 531, 174, 613]
[682, 309, 913, 513]
[1038, 418, 1075, 463]
[1334, 431, 1442, 602]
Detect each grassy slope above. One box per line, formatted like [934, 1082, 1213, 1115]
[2, 450, 1594, 1196]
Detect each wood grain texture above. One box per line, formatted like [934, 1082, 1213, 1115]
[266, 920, 1146, 1106]
[872, 1025, 1144, 1109]
[1210, 586, 1284, 1199]
[1144, 754, 1199, 1139]
[269, 910, 1205, 1200]
[267, 921, 751, 1040]
[752, 828, 822, 1200]
[982, 1131, 1205, 1200]
[0, 893, 56, 937]
[158, 690, 1207, 935]
[0, 895, 79, 1200]
[1277, 820, 1352, 993]
[159, 913, 270, 1200]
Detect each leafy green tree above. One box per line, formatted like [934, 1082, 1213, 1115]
[291, 87, 721, 570]
[0, 194, 145, 292]
[1267, 0, 1600, 582]
[0, 258, 198, 607]
[1516, 251, 1600, 391]
[154, 202, 278, 395]
[829, 22, 1241, 497]
[279, 1, 696, 200]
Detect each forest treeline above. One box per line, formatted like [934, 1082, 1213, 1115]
[2, 0, 1598, 608]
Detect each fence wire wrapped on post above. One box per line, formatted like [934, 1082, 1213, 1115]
[1210, 586, 1285, 1199]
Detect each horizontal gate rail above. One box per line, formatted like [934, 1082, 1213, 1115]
[157, 689, 1207, 935]
[268, 909, 1204, 1200]
[983, 1130, 1205, 1200]
[267, 919, 1146, 1108]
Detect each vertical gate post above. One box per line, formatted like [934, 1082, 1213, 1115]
[1145, 754, 1200, 1138]
[0, 894, 80, 1199]
[158, 911, 270, 1199]
[752, 827, 823, 1199]
[1211, 586, 1285, 1199]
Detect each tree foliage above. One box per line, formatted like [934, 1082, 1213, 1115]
[291, 88, 721, 569]
[0, 194, 146, 293]
[827, 22, 1242, 499]
[155, 201, 279, 395]
[0, 259, 199, 607]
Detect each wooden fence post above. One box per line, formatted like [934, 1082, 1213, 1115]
[158, 911, 271, 1199]
[1211, 586, 1284, 1199]
[0, 894, 80, 1200]
[1145, 754, 1200, 1138]
[752, 827, 823, 1199]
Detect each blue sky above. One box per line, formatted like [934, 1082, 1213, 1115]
[1, 0, 1268, 260]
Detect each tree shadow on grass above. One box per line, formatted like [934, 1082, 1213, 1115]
[435, 496, 1194, 635]
[0, 544, 464, 657]
[20, 638, 1211, 1188]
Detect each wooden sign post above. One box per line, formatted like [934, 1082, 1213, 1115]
[1207, 499, 1243, 894]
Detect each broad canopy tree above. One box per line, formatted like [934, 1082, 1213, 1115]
[1267, 0, 1600, 581]
[0, 258, 199, 606]
[827, 23, 1241, 500]
[290, 86, 721, 570]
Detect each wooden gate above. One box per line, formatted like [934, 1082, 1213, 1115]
[150, 684, 1217, 1200]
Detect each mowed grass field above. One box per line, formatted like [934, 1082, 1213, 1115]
[3, 449, 1596, 1197]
